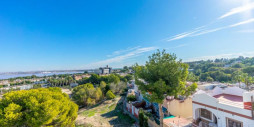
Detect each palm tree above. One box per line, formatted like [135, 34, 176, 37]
[233, 71, 244, 88]
[242, 73, 253, 91]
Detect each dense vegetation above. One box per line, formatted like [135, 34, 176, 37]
[72, 74, 130, 107]
[187, 56, 254, 84]
[139, 109, 148, 127]
[72, 83, 103, 106]
[77, 73, 132, 85]
[127, 95, 136, 102]
[134, 50, 197, 127]
[47, 76, 74, 87]
[106, 90, 116, 99]
[0, 87, 78, 127]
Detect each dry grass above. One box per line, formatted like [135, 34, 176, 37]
[76, 96, 135, 127]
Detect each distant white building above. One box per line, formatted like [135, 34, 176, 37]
[99, 65, 112, 74]
[192, 86, 254, 127]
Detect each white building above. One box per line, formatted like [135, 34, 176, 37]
[192, 86, 254, 127]
[99, 65, 112, 74]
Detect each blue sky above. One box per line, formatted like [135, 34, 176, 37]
[0, 0, 254, 72]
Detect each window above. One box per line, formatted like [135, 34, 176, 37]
[226, 118, 242, 127]
[200, 109, 212, 120]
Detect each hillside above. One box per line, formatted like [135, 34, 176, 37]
[187, 56, 254, 83]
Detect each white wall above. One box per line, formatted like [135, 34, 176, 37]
[211, 87, 245, 97]
[193, 103, 254, 127]
[243, 92, 254, 102]
[193, 92, 252, 117]
[211, 87, 223, 96]
[223, 87, 245, 96]
[192, 93, 218, 108]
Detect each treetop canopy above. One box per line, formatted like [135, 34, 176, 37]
[0, 87, 78, 127]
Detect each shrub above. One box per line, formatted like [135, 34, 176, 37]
[139, 110, 144, 127]
[127, 95, 136, 102]
[109, 81, 127, 94]
[72, 83, 103, 106]
[0, 87, 78, 127]
[139, 109, 149, 127]
[106, 90, 116, 99]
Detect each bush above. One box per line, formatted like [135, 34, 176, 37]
[139, 109, 148, 127]
[106, 90, 116, 99]
[127, 95, 136, 102]
[109, 81, 127, 94]
[72, 83, 103, 106]
[33, 84, 42, 89]
[0, 87, 78, 127]
[139, 110, 144, 127]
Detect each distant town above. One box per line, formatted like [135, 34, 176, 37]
[0, 65, 133, 93]
[2, 51, 254, 127]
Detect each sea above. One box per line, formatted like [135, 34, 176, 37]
[0, 71, 83, 80]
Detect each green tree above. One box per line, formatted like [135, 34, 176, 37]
[184, 83, 198, 97]
[100, 81, 107, 94]
[243, 66, 254, 76]
[92, 88, 103, 102]
[72, 83, 103, 106]
[242, 73, 253, 91]
[31, 75, 37, 79]
[109, 81, 127, 94]
[124, 74, 133, 82]
[138, 109, 148, 127]
[200, 73, 210, 81]
[232, 63, 244, 68]
[134, 50, 195, 127]
[106, 90, 116, 99]
[108, 74, 120, 84]
[233, 71, 244, 87]
[89, 74, 101, 84]
[67, 76, 74, 85]
[127, 95, 136, 102]
[123, 66, 129, 73]
[86, 97, 96, 106]
[187, 72, 199, 82]
[139, 109, 144, 127]
[33, 84, 42, 89]
[207, 76, 214, 82]
[0, 87, 78, 127]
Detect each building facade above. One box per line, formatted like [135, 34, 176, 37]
[99, 65, 112, 75]
[192, 87, 254, 127]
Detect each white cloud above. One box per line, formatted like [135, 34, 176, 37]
[166, 2, 254, 42]
[190, 27, 226, 37]
[106, 46, 141, 57]
[166, 44, 189, 49]
[191, 18, 254, 36]
[184, 51, 254, 62]
[229, 18, 254, 27]
[83, 46, 157, 68]
[168, 18, 254, 40]
[167, 27, 204, 41]
[237, 29, 254, 33]
[219, 2, 254, 19]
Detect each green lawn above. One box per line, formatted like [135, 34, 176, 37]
[81, 109, 96, 117]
